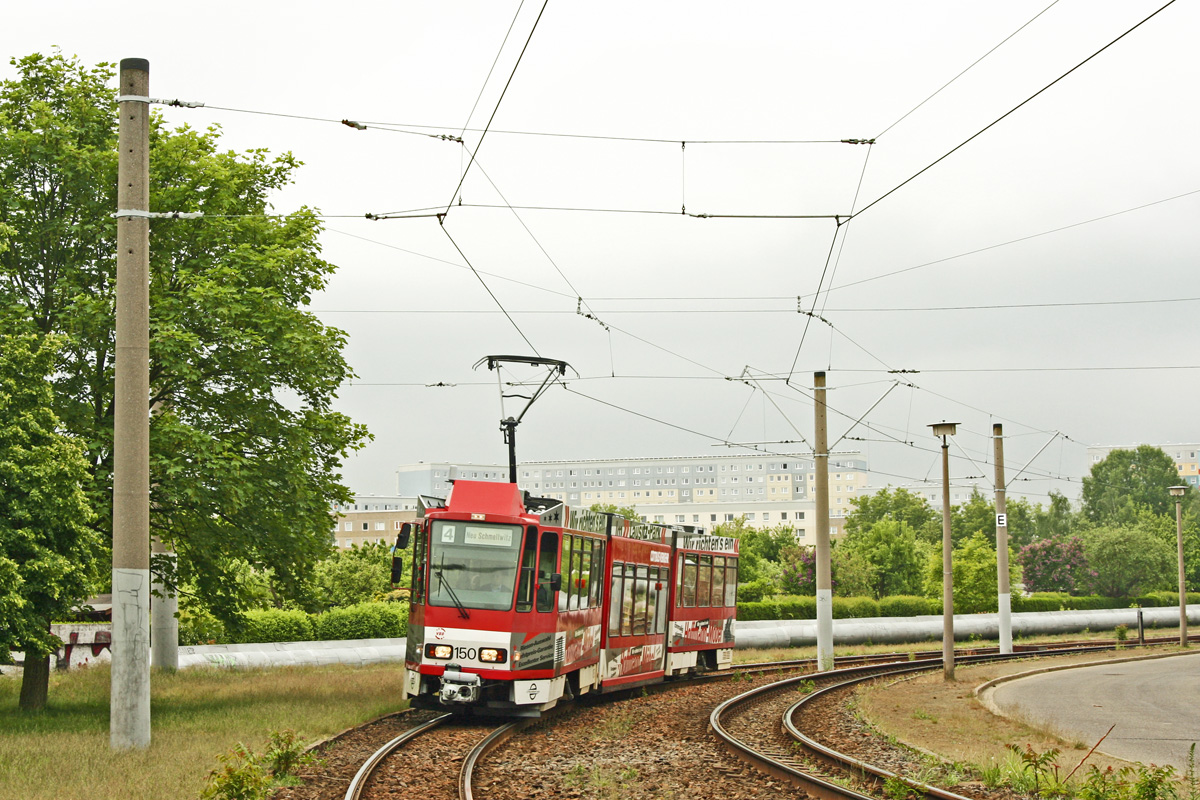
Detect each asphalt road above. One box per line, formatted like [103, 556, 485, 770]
[989, 650, 1200, 770]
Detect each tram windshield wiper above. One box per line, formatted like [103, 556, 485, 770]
[434, 556, 470, 620]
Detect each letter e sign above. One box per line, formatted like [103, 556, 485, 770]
[996, 513, 1007, 528]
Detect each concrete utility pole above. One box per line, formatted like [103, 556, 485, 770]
[930, 422, 958, 681]
[994, 424, 1012, 654]
[814, 372, 833, 671]
[1169, 485, 1188, 647]
[111, 57, 152, 750]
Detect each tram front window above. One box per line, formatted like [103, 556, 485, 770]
[428, 521, 523, 611]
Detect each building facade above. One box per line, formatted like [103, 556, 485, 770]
[395, 462, 510, 497]
[331, 495, 420, 549]
[391, 452, 870, 532]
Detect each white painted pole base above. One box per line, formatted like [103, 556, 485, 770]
[998, 592, 1012, 654]
[111, 567, 151, 749]
[816, 589, 834, 671]
[151, 553, 179, 671]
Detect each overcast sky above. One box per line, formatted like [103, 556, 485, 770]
[5, 1, 1198, 504]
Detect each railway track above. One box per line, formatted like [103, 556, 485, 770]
[339, 713, 518, 800]
[711, 644, 1116, 800]
[285, 636, 1161, 800]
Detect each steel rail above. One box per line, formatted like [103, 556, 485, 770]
[459, 721, 526, 800]
[711, 646, 1115, 800]
[344, 713, 452, 800]
[784, 666, 978, 800]
[780, 646, 1117, 800]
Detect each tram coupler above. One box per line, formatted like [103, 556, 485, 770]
[438, 666, 483, 704]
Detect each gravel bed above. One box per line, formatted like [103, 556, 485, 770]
[794, 680, 1022, 800]
[472, 676, 805, 800]
[272, 709, 444, 800]
[361, 718, 500, 800]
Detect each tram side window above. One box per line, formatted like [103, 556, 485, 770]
[654, 568, 668, 634]
[537, 531, 559, 613]
[411, 522, 427, 602]
[711, 556, 725, 607]
[681, 555, 697, 607]
[589, 542, 605, 607]
[576, 538, 592, 610]
[633, 565, 649, 636]
[608, 563, 623, 636]
[621, 563, 637, 636]
[697, 555, 712, 608]
[516, 526, 538, 612]
[725, 557, 738, 606]
[559, 535, 574, 612]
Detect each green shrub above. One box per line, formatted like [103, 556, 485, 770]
[179, 606, 228, 646]
[235, 609, 315, 644]
[315, 601, 407, 641]
[200, 742, 270, 800]
[736, 600, 782, 621]
[878, 595, 933, 617]
[1013, 592, 1072, 613]
[776, 596, 817, 620]
[1137, 591, 1200, 608]
[833, 596, 878, 619]
[736, 578, 776, 603]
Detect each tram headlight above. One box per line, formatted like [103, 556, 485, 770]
[479, 648, 507, 664]
[425, 644, 453, 660]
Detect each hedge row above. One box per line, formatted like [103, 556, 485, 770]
[224, 601, 408, 645]
[736, 591, 1200, 620]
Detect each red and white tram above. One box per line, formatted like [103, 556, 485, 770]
[399, 479, 739, 716]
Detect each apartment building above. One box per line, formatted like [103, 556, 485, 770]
[331, 495, 420, 549]
[392, 452, 870, 531]
[395, 462, 509, 497]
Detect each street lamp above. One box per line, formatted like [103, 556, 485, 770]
[1169, 485, 1188, 647]
[930, 421, 959, 680]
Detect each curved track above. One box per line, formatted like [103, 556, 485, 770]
[711, 645, 1114, 800]
[344, 713, 519, 800]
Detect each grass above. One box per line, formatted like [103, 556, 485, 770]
[0, 663, 407, 800]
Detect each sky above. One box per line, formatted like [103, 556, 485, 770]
[4, 1, 1198, 505]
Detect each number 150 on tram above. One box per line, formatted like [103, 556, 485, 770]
[396, 479, 739, 716]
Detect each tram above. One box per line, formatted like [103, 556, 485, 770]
[397, 479, 738, 716]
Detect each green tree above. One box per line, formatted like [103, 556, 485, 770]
[310, 542, 393, 610]
[951, 488, 994, 547]
[924, 531, 1020, 614]
[845, 486, 939, 543]
[1082, 522, 1175, 597]
[588, 502, 641, 520]
[712, 517, 783, 592]
[830, 544, 875, 598]
[839, 519, 926, 599]
[0, 331, 101, 709]
[0, 53, 368, 624]
[1081, 446, 1186, 524]
[1028, 491, 1080, 542]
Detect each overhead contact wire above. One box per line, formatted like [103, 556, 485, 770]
[852, 0, 1180, 222]
[444, 0, 550, 216]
